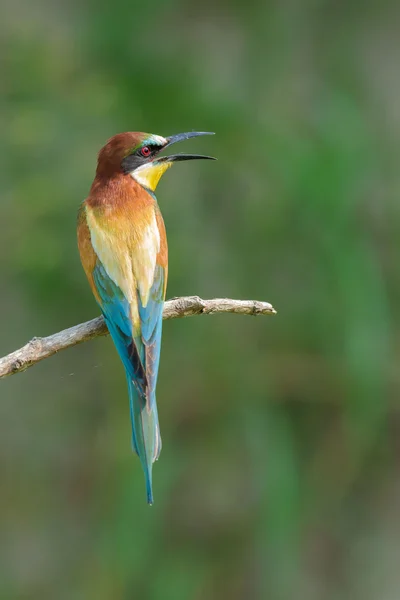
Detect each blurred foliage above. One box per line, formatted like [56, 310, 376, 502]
[2, 0, 400, 598]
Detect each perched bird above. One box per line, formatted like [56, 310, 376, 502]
[77, 131, 215, 504]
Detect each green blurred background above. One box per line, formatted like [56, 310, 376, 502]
[2, 0, 400, 598]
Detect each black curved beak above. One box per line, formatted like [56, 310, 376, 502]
[157, 131, 216, 163]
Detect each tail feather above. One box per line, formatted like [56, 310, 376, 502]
[127, 376, 161, 505]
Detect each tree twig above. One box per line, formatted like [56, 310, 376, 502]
[0, 296, 276, 380]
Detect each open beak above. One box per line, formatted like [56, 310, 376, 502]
[156, 131, 216, 163]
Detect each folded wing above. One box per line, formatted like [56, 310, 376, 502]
[78, 204, 166, 503]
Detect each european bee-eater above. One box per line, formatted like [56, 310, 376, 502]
[77, 131, 215, 504]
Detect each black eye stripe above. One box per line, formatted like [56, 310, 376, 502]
[121, 144, 161, 173]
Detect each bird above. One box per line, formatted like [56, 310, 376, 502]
[77, 131, 215, 504]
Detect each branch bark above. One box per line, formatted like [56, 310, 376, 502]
[0, 296, 276, 380]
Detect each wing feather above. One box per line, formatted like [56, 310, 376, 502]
[81, 204, 166, 469]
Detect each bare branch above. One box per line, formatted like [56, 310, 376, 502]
[0, 296, 276, 380]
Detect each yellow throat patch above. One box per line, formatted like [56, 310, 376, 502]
[131, 161, 173, 192]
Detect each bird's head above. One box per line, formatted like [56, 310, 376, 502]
[96, 131, 215, 191]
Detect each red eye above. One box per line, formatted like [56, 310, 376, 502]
[141, 146, 151, 157]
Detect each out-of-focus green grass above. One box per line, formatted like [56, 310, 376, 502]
[1, 1, 400, 598]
